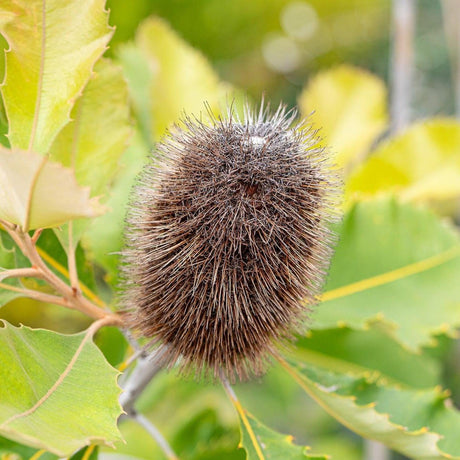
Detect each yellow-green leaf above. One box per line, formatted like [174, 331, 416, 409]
[117, 44, 155, 148]
[311, 199, 460, 351]
[135, 17, 223, 140]
[223, 382, 328, 460]
[295, 327, 440, 389]
[49, 58, 132, 198]
[0, 148, 105, 230]
[298, 65, 388, 168]
[280, 358, 460, 459]
[82, 130, 148, 282]
[346, 119, 460, 204]
[0, 0, 113, 153]
[0, 231, 22, 306]
[316, 198, 460, 351]
[239, 412, 328, 460]
[0, 321, 123, 457]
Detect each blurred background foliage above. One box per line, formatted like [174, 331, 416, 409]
[107, 0, 454, 116]
[1, 1, 460, 459]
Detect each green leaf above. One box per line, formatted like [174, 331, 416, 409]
[0, 230, 26, 306]
[0, 148, 105, 230]
[295, 327, 440, 388]
[0, 230, 16, 271]
[94, 326, 128, 367]
[171, 407, 241, 460]
[298, 65, 388, 168]
[35, 229, 96, 294]
[235, 408, 329, 460]
[0, 321, 123, 456]
[117, 44, 155, 148]
[280, 359, 460, 459]
[49, 58, 131, 198]
[69, 445, 98, 460]
[0, 0, 113, 153]
[48, 57, 131, 252]
[134, 17, 224, 140]
[0, 435, 59, 460]
[82, 130, 148, 283]
[314, 197, 460, 351]
[346, 119, 460, 204]
[0, 98, 9, 148]
[0, 285, 20, 309]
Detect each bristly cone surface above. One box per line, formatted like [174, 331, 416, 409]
[122, 103, 340, 381]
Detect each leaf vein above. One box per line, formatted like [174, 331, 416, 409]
[320, 245, 460, 302]
[0, 326, 93, 427]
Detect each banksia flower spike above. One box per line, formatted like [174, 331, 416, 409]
[122, 102, 340, 381]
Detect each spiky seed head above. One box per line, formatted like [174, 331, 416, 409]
[121, 102, 340, 381]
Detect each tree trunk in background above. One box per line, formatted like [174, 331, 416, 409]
[390, 0, 416, 133]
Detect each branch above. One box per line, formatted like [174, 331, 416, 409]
[18, 230, 119, 323]
[0, 220, 27, 253]
[0, 267, 42, 282]
[0, 282, 68, 307]
[89, 315, 124, 335]
[119, 346, 168, 415]
[220, 370, 238, 403]
[131, 411, 178, 460]
[118, 344, 176, 460]
[0, 224, 122, 327]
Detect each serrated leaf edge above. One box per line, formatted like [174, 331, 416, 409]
[0, 321, 124, 457]
[0, 0, 115, 153]
[278, 356, 457, 459]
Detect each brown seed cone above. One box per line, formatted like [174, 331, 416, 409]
[121, 103, 340, 381]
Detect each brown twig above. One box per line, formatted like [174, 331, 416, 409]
[0, 221, 27, 254]
[31, 228, 43, 244]
[0, 267, 42, 282]
[0, 225, 122, 327]
[0, 282, 68, 307]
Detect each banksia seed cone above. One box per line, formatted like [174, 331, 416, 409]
[122, 103, 339, 380]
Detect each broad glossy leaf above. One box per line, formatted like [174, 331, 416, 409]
[347, 119, 460, 203]
[49, 58, 131, 198]
[281, 359, 460, 459]
[0, 0, 112, 153]
[298, 65, 387, 168]
[135, 17, 223, 140]
[0, 321, 123, 456]
[0, 148, 105, 230]
[234, 406, 328, 460]
[314, 198, 460, 350]
[295, 327, 440, 388]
